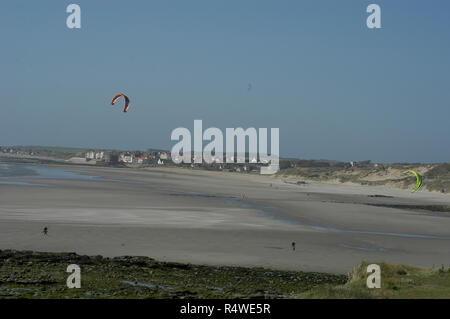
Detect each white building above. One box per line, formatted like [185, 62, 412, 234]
[95, 151, 104, 160]
[85, 150, 105, 161]
[120, 153, 133, 164]
[85, 151, 95, 160]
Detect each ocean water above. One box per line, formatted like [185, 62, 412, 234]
[0, 162, 104, 187]
[0, 162, 138, 186]
[0, 162, 37, 178]
[0, 162, 97, 180]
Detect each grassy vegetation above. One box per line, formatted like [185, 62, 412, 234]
[299, 261, 450, 299]
[2, 250, 450, 299]
[16, 146, 88, 159]
[278, 163, 450, 194]
[424, 163, 450, 193]
[16, 146, 88, 153]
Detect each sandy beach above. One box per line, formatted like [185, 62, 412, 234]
[1, 163, 450, 274]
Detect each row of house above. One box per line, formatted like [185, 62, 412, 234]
[85, 150, 170, 165]
[173, 153, 271, 164]
[0, 147, 39, 156]
[84, 149, 273, 173]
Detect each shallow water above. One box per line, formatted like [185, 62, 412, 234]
[0, 181, 51, 187]
[168, 188, 450, 240]
[0, 162, 135, 185]
[339, 244, 387, 252]
[0, 163, 37, 178]
[0, 162, 96, 180]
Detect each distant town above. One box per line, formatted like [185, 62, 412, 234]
[0, 146, 270, 173]
[0, 145, 387, 174]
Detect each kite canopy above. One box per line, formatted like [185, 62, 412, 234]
[111, 94, 130, 112]
[403, 169, 423, 193]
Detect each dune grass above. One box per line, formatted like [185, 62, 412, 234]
[298, 261, 450, 299]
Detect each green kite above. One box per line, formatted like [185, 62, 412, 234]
[403, 170, 423, 193]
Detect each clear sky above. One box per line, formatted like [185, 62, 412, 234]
[1, 0, 449, 163]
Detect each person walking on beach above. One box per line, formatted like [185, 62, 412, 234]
[42, 227, 48, 236]
[291, 241, 296, 251]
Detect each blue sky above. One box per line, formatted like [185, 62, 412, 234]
[1, 0, 449, 162]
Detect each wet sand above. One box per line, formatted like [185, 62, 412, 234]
[1, 164, 450, 274]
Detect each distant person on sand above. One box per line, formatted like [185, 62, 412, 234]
[42, 227, 48, 235]
[291, 241, 296, 251]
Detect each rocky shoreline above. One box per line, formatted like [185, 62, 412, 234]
[0, 250, 347, 299]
